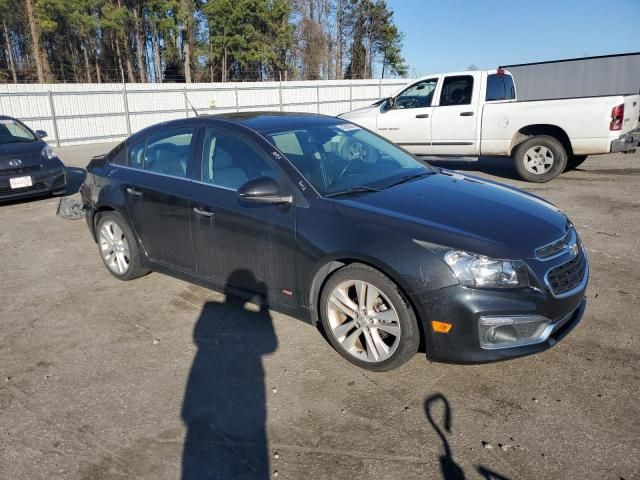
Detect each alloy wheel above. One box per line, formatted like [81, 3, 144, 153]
[326, 280, 401, 362]
[524, 145, 555, 174]
[99, 220, 130, 275]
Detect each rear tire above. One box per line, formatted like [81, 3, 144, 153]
[319, 263, 420, 371]
[96, 212, 148, 281]
[565, 155, 588, 171]
[514, 136, 567, 183]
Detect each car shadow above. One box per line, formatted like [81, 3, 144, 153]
[181, 269, 277, 480]
[424, 393, 511, 480]
[421, 156, 522, 182]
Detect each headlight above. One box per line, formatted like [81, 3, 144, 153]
[41, 145, 56, 160]
[444, 250, 528, 288]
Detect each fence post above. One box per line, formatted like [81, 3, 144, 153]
[183, 86, 189, 117]
[279, 80, 283, 112]
[378, 78, 382, 99]
[47, 91, 60, 147]
[234, 85, 239, 112]
[316, 84, 320, 113]
[349, 82, 353, 111]
[122, 82, 131, 136]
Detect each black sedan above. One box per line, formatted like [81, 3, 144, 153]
[80, 113, 588, 370]
[0, 115, 67, 201]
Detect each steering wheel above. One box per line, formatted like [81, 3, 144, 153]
[330, 158, 365, 187]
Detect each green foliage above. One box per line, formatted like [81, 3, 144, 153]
[0, 0, 406, 82]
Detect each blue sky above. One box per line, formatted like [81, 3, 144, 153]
[386, 0, 640, 76]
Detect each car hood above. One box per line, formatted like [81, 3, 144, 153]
[332, 171, 568, 260]
[0, 141, 45, 171]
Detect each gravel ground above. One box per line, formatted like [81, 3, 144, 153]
[1, 144, 638, 480]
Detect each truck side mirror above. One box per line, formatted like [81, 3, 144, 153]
[385, 97, 396, 109]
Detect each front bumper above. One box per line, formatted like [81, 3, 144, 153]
[0, 160, 67, 202]
[411, 252, 588, 364]
[611, 128, 640, 153]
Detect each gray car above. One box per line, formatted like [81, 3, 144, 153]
[0, 115, 66, 202]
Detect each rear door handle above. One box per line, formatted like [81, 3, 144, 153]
[193, 207, 215, 217]
[126, 187, 143, 197]
[460, 111, 474, 116]
[415, 114, 430, 118]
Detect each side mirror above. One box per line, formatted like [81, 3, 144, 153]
[385, 97, 396, 109]
[35, 130, 48, 139]
[237, 177, 292, 205]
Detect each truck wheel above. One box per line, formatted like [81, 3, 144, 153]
[565, 155, 588, 171]
[514, 136, 567, 183]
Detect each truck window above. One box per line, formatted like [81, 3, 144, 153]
[394, 78, 438, 109]
[486, 74, 516, 101]
[439, 75, 474, 106]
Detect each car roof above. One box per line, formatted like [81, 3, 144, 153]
[206, 111, 348, 133]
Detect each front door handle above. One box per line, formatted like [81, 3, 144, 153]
[460, 111, 474, 116]
[126, 187, 143, 197]
[193, 207, 215, 217]
[415, 113, 430, 118]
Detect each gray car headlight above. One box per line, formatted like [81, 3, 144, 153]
[444, 250, 528, 288]
[41, 145, 56, 160]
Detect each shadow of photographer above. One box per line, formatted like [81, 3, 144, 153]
[425, 393, 511, 480]
[181, 269, 277, 480]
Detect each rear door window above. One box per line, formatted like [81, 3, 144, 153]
[439, 75, 474, 106]
[486, 74, 516, 101]
[144, 129, 195, 178]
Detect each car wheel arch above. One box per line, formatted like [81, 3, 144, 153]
[307, 257, 418, 327]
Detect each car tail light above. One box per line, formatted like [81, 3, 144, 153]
[610, 103, 624, 131]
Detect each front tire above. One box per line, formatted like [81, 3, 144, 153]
[319, 263, 420, 371]
[514, 136, 567, 183]
[96, 212, 148, 281]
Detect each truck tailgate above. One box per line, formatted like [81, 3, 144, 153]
[621, 95, 640, 134]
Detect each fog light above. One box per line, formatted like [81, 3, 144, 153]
[479, 315, 551, 349]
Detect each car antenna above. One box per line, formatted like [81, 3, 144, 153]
[183, 91, 199, 117]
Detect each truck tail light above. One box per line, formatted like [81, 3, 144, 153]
[610, 103, 624, 131]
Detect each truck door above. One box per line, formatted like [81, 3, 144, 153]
[430, 74, 479, 156]
[376, 77, 438, 155]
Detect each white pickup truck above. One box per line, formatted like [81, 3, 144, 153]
[339, 69, 640, 182]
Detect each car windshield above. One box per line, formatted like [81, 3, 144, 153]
[0, 119, 37, 144]
[264, 122, 434, 196]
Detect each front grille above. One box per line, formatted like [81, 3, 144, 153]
[546, 253, 586, 295]
[0, 182, 47, 196]
[0, 164, 41, 175]
[52, 174, 66, 189]
[536, 229, 571, 259]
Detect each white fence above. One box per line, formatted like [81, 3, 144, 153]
[0, 79, 410, 146]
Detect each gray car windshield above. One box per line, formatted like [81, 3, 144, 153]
[0, 119, 37, 145]
[265, 123, 434, 195]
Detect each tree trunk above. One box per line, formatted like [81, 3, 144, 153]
[3, 20, 18, 83]
[114, 36, 125, 82]
[123, 33, 136, 83]
[133, 6, 147, 82]
[82, 43, 92, 82]
[222, 45, 227, 83]
[183, 23, 191, 83]
[152, 23, 162, 83]
[25, 0, 50, 82]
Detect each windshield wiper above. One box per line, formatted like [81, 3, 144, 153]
[0, 138, 34, 145]
[382, 171, 437, 190]
[324, 185, 383, 198]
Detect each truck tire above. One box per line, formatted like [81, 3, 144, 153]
[565, 155, 588, 171]
[514, 136, 567, 183]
